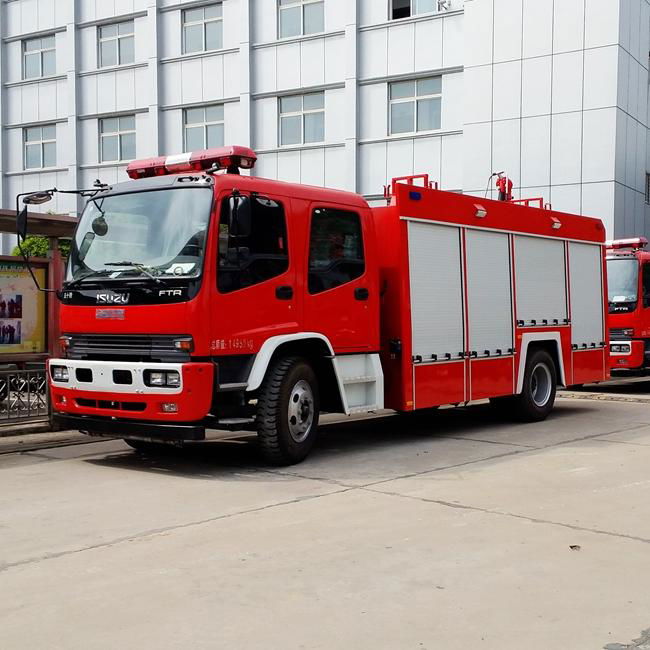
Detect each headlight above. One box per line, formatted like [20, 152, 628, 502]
[611, 344, 631, 354]
[51, 365, 69, 382]
[148, 371, 166, 386]
[145, 370, 181, 387]
[173, 337, 194, 352]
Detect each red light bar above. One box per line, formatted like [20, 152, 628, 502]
[126, 145, 257, 179]
[606, 237, 648, 250]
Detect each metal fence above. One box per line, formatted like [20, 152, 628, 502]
[0, 368, 48, 422]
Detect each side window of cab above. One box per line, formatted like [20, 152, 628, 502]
[308, 208, 365, 294]
[217, 195, 289, 293]
[643, 262, 650, 307]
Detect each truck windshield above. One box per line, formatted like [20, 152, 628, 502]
[67, 188, 212, 283]
[607, 258, 638, 303]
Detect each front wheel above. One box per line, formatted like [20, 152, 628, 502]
[256, 357, 320, 465]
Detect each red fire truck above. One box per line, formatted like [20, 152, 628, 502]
[607, 237, 650, 372]
[15, 146, 609, 465]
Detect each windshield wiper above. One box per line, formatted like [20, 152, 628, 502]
[104, 261, 161, 284]
[64, 269, 115, 289]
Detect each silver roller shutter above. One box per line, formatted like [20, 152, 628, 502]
[569, 242, 604, 347]
[514, 235, 567, 326]
[408, 221, 464, 361]
[465, 230, 513, 357]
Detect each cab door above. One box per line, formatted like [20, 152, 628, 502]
[302, 204, 378, 352]
[210, 191, 301, 357]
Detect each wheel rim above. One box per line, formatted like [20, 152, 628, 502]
[287, 379, 314, 443]
[531, 363, 552, 407]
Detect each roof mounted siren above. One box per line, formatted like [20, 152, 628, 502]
[607, 237, 649, 251]
[126, 145, 257, 179]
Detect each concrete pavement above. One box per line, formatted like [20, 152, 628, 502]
[1, 399, 650, 649]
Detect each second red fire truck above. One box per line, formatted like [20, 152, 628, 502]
[17, 146, 609, 464]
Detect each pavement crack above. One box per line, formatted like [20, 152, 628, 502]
[362, 486, 650, 546]
[0, 486, 353, 574]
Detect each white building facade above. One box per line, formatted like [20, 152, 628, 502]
[0, 0, 648, 245]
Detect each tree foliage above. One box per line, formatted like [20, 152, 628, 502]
[12, 236, 71, 259]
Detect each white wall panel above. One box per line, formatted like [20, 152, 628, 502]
[493, 0, 522, 63]
[252, 0, 276, 43]
[359, 84, 387, 140]
[222, 0, 240, 50]
[388, 24, 415, 76]
[440, 134, 463, 190]
[551, 112, 582, 185]
[520, 116, 550, 188]
[359, 142, 386, 195]
[324, 0, 345, 32]
[552, 52, 583, 114]
[359, 0, 386, 26]
[441, 72, 463, 132]
[386, 139, 414, 185]
[277, 149, 300, 182]
[463, 65, 493, 124]
[514, 236, 567, 325]
[464, 0, 493, 67]
[300, 148, 325, 187]
[413, 136, 441, 184]
[324, 88, 345, 144]
[160, 11, 181, 59]
[80, 119, 98, 165]
[523, 0, 553, 58]
[252, 97, 277, 150]
[415, 20, 443, 71]
[5, 42, 22, 84]
[324, 36, 345, 83]
[492, 61, 521, 121]
[6, 87, 22, 124]
[582, 182, 615, 234]
[160, 109, 182, 154]
[569, 243, 604, 347]
[301, 39, 325, 87]
[79, 27, 98, 72]
[466, 229, 513, 356]
[408, 222, 464, 361]
[442, 15, 463, 68]
[359, 29, 387, 79]
[254, 153, 278, 180]
[181, 59, 204, 103]
[492, 119, 521, 192]
[115, 69, 136, 111]
[585, 0, 620, 48]
[521, 56, 551, 118]
[160, 62, 182, 106]
[553, 0, 585, 53]
[324, 146, 346, 190]
[582, 108, 617, 183]
[223, 52, 240, 98]
[7, 129, 24, 172]
[462, 122, 491, 193]
[224, 101, 242, 147]
[550, 184, 581, 216]
[276, 42, 301, 90]
[21, 84, 38, 123]
[252, 48, 276, 95]
[583, 46, 618, 110]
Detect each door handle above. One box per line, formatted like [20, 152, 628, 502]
[275, 285, 293, 300]
[354, 287, 369, 301]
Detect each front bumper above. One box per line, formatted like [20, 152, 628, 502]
[609, 339, 645, 370]
[53, 413, 205, 442]
[49, 358, 214, 422]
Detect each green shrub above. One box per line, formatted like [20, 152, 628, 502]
[12, 235, 71, 259]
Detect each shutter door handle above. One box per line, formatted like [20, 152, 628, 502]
[275, 285, 293, 300]
[354, 288, 369, 301]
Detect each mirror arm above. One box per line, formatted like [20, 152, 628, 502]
[15, 239, 57, 294]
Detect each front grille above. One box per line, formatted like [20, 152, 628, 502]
[610, 329, 630, 341]
[76, 398, 146, 412]
[66, 334, 189, 362]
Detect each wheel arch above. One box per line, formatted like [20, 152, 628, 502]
[246, 333, 346, 413]
[516, 333, 566, 394]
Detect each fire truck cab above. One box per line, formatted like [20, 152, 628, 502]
[607, 238, 650, 372]
[30, 146, 608, 465]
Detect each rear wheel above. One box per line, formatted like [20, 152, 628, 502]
[511, 349, 557, 421]
[256, 357, 320, 465]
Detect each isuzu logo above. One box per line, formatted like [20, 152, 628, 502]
[96, 292, 129, 304]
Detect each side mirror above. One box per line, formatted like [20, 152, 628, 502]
[16, 206, 28, 242]
[228, 195, 252, 238]
[23, 191, 53, 205]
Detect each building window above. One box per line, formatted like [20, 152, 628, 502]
[391, 0, 446, 19]
[24, 125, 56, 170]
[389, 77, 442, 135]
[22, 36, 56, 79]
[184, 105, 224, 151]
[278, 0, 324, 38]
[308, 209, 365, 294]
[279, 92, 325, 146]
[98, 21, 135, 67]
[182, 4, 223, 54]
[646, 173, 650, 205]
[100, 115, 136, 162]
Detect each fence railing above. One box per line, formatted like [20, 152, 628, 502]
[0, 368, 48, 422]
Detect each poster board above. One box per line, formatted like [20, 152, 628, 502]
[0, 262, 46, 354]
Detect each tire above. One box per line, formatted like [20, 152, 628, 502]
[123, 439, 168, 454]
[510, 349, 557, 422]
[256, 356, 320, 465]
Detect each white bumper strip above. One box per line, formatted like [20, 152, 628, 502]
[49, 358, 184, 395]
